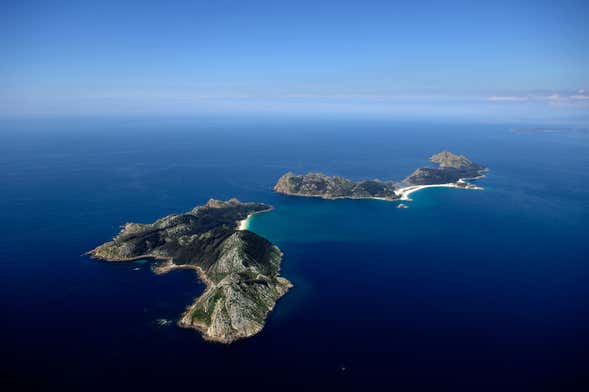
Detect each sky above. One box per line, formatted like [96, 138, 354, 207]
[1, 0, 588, 121]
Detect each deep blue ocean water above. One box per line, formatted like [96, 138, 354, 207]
[1, 116, 588, 391]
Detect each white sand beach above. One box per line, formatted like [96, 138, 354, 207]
[238, 215, 251, 230]
[395, 181, 483, 201]
[237, 207, 274, 230]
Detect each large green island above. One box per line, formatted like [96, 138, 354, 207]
[88, 199, 292, 344]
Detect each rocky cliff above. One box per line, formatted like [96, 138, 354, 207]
[88, 198, 292, 344]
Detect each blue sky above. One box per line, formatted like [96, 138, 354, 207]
[2, 0, 588, 120]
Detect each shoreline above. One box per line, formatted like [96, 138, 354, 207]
[395, 182, 483, 201]
[274, 190, 398, 202]
[237, 206, 274, 231]
[85, 252, 271, 344]
[135, 252, 291, 344]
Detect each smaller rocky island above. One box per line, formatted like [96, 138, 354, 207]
[403, 151, 486, 185]
[87, 199, 292, 344]
[274, 151, 487, 201]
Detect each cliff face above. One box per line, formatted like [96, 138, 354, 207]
[88, 198, 292, 344]
[403, 151, 486, 185]
[273, 172, 399, 200]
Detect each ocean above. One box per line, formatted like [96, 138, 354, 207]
[1, 116, 588, 390]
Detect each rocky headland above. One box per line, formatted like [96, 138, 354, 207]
[87, 198, 292, 344]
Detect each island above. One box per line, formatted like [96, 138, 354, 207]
[273, 151, 487, 201]
[87, 198, 292, 344]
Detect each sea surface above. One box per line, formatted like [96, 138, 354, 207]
[1, 116, 588, 391]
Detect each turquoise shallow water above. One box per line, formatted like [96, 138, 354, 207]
[1, 117, 588, 390]
[248, 184, 488, 243]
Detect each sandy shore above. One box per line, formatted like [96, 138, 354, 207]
[238, 216, 250, 230]
[237, 207, 274, 231]
[395, 180, 484, 201]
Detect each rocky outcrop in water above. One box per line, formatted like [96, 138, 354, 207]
[88, 198, 292, 344]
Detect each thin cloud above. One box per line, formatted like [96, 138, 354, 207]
[571, 93, 589, 100]
[488, 91, 589, 103]
[546, 93, 563, 101]
[488, 96, 530, 102]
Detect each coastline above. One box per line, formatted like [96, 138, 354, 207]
[273, 190, 398, 202]
[155, 254, 291, 344]
[86, 250, 290, 344]
[395, 177, 484, 201]
[395, 182, 482, 201]
[237, 206, 274, 231]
